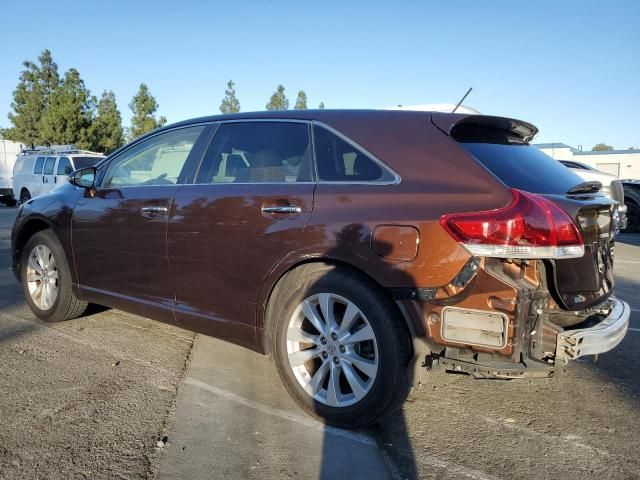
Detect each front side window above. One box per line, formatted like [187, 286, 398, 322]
[57, 157, 73, 175]
[34, 157, 45, 174]
[314, 125, 396, 182]
[102, 126, 205, 187]
[73, 156, 104, 170]
[43, 157, 56, 175]
[196, 122, 312, 184]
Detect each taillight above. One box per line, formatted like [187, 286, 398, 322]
[440, 189, 584, 259]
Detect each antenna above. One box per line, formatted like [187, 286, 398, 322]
[452, 87, 473, 113]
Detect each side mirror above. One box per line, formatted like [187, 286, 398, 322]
[69, 167, 96, 189]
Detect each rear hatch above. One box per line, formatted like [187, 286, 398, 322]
[440, 115, 616, 311]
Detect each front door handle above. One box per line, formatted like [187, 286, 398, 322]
[140, 206, 169, 218]
[261, 205, 302, 215]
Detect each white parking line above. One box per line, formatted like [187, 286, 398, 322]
[186, 377, 501, 480]
[617, 260, 640, 264]
[186, 377, 377, 446]
[628, 328, 640, 333]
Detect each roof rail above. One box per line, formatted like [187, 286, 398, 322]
[17, 144, 104, 156]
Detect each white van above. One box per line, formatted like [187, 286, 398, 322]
[0, 139, 24, 206]
[13, 146, 104, 203]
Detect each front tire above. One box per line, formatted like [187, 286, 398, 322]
[623, 202, 640, 233]
[269, 264, 412, 428]
[21, 229, 88, 322]
[20, 189, 31, 205]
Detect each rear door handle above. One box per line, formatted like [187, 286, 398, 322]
[140, 206, 169, 218]
[261, 205, 302, 215]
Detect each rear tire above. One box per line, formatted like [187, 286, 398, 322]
[4, 198, 17, 207]
[268, 263, 412, 429]
[21, 229, 88, 322]
[20, 189, 31, 204]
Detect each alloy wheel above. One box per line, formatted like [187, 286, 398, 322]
[286, 293, 379, 407]
[26, 245, 59, 310]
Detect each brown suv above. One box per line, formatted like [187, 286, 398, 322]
[11, 110, 630, 428]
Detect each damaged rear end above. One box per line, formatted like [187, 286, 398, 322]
[411, 114, 630, 378]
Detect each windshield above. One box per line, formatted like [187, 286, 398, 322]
[72, 156, 104, 169]
[461, 142, 585, 194]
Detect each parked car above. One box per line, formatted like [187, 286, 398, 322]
[12, 146, 104, 204]
[11, 111, 630, 428]
[558, 160, 625, 202]
[620, 179, 640, 233]
[0, 139, 23, 206]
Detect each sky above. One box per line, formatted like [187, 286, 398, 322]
[1, 0, 638, 149]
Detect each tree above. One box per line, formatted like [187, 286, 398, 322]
[592, 143, 613, 151]
[294, 90, 307, 110]
[88, 90, 124, 153]
[219, 80, 240, 113]
[318, 101, 325, 109]
[39, 68, 94, 148]
[129, 83, 166, 139]
[265, 84, 289, 110]
[5, 49, 61, 147]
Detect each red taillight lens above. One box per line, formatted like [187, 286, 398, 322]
[440, 189, 584, 259]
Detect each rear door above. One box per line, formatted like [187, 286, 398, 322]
[167, 121, 315, 342]
[456, 132, 616, 310]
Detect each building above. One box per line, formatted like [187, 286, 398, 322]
[535, 143, 640, 180]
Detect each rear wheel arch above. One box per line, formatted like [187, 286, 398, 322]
[260, 259, 414, 357]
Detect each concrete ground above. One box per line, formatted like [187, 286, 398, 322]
[1, 205, 639, 479]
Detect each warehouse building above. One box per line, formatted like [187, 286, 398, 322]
[535, 143, 640, 180]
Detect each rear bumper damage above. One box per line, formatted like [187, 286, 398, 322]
[555, 297, 629, 363]
[397, 257, 630, 380]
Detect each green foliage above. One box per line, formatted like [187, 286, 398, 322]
[129, 83, 165, 140]
[5, 49, 61, 147]
[592, 143, 613, 151]
[318, 101, 325, 109]
[88, 91, 125, 153]
[220, 80, 240, 113]
[39, 68, 95, 148]
[266, 85, 289, 111]
[294, 90, 307, 110]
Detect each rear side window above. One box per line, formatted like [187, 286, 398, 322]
[196, 122, 312, 184]
[34, 156, 45, 174]
[43, 157, 56, 175]
[57, 157, 73, 175]
[313, 126, 395, 182]
[456, 128, 584, 194]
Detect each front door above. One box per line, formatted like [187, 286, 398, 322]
[55, 156, 74, 186]
[168, 121, 315, 343]
[72, 125, 208, 319]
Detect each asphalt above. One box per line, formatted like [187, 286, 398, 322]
[1, 205, 639, 479]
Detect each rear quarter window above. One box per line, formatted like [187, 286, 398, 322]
[460, 142, 584, 194]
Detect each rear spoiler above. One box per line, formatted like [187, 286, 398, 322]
[431, 113, 539, 144]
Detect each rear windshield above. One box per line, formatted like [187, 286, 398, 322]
[460, 142, 585, 194]
[72, 156, 104, 169]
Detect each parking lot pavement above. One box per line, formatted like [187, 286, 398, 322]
[156, 336, 391, 480]
[2, 203, 640, 480]
[0, 207, 196, 479]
